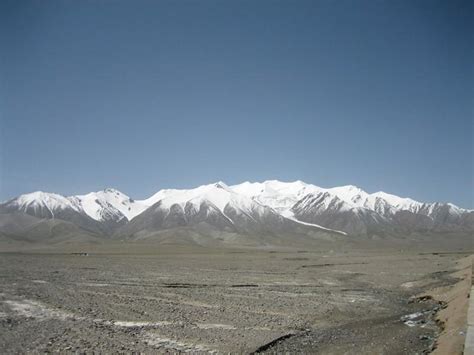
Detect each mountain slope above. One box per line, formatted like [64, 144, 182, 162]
[0, 192, 105, 234]
[291, 192, 394, 236]
[0, 189, 147, 236]
[116, 182, 344, 243]
[232, 180, 473, 236]
[1, 180, 471, 243]
[231, 180, 322, 213]
[0, 211, 102, 245]
[73, 189, 148, 228]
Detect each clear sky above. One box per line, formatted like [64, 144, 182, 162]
[0, 0, 473, 208]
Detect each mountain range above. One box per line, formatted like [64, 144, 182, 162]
[0, 180, 472, 246]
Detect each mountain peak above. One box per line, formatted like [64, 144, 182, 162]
[73, 189, 147, 222]
[102, 188, 121, 194]
[1, 180, 471, 239]
[1, 191, 83, 218]
[14, 191, 74, 206]
[212, 181, 229, 189]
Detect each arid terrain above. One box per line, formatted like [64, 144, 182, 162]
[0, 239, 472, 354]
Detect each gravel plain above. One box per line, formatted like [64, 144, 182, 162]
[0, 243, 470, 353]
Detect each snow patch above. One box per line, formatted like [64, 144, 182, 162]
[401, 312, 427, 327]
[282, 210, 347, 235]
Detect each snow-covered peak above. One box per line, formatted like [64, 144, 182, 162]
[230, 181, 265, 196]
[231, 180, 322, 212]
[145, 181, 264, 215]
[213, 181, 230, 189]
[141, 182, 232, 207]
[368, 191, 421, 212]
[326, 185, 369, 206]
[2, 180, 469, 231]
[137, 180, 471, 220]
[7, 191, 82, 212]
[102, 188, 121, 194]
[231, 180, 470, 217]
[73, 188, 148, 221]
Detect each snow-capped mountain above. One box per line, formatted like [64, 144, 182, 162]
[74, 188, 148, 222]
[0, 191, 105, 235]
[291, 191, 394, 236]
[232, 181, 473, 235]
[232, 182, 393, 235]
[231, 180, 322, 213]
[0, 191, 82, 218]
[117, 182, 344, 241]
[232, 181, 418, 216]
[0, 180, 472, 242]
[0, 189, 149, 235]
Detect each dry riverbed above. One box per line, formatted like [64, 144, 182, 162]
[0, 245, 471, 353]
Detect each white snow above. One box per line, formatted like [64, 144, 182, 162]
[281, 210, 348, 235]
[6, 191, 82, 218]
[232, 180, 468, 218]
[326, 185, 370, 206]
[74, 189, 148, 221]
[3, 180, 469, 228]
[140, 182, 269, 220]
[2, 189, 148, 222]
[368, 191, 422, 212]
[231, 180, 322, 212]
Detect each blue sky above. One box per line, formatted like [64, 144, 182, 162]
[0, 0, 472, 208]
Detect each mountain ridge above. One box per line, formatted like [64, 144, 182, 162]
[1, 180, 472, 243]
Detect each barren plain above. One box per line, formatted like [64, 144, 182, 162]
[0, 239, 472, 354]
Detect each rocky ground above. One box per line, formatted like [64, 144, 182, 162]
[0, 243, 471, 353]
